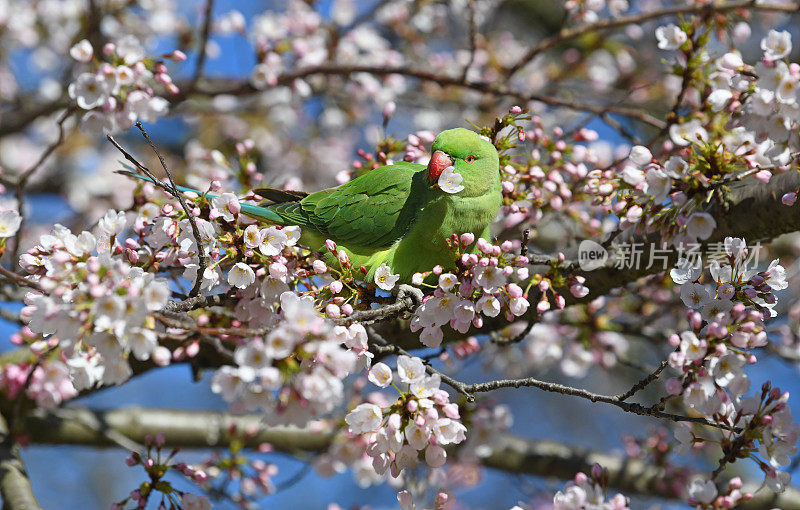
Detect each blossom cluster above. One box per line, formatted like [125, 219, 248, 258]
[211, 292, 359, 425]
[584, 27, 799, 249]
[344, 356, 467, 477]
[126, 180, 304, 303]
[17, 215, 171, 392]
[315, 399, 512, 488]
[685, 475, 754, 509]
[707, 30, 798, 173]
[112, 433, 211, 510]
[550, 464, 629, 510]
[585, 141, 719, 247]
[408, 234, 535, 347]
[667, 237, 798, 492]
[67, 36, 182, 135]
[195, 424, 279, 505]
[0, 358, 76, 409]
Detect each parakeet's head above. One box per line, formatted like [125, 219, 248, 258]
[427, 128, 500, 196]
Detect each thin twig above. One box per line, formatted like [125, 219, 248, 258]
[190, 66, 667, 129]
[273, 463, 313, 493]
[367, 327, 473, 400]
[10, 108, 74, 270]
[615, 355, 672, 402]
[162, 293, 231, 313]
[369, 325, 736, 430]
[106, 134, 165, 188]
[189, 0, 215, 92]
[135, 122, 209, 297]
[331, 294, 417, 327]
[456, 376, 738, 431]
[0, 266, 40, 291]
[460, 0, 478, 82]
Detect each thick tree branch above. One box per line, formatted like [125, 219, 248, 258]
[15, 406, 800, 509]
[19, 406, 333, 454]
[0, 413, 42, 510]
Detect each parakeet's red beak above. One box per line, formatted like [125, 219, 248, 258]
[427, 151, 452, 183]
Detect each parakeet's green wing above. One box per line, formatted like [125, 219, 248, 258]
[265, 161, 430, 248]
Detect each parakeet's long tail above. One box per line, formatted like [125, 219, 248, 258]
[118, 169, 285, 223]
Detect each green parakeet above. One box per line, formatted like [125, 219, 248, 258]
[124, 128, 502, 284]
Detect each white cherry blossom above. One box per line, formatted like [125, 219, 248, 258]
[437, 166, 465, 194]
[655, 24, 687, 50]
[374, 263, 399, 291]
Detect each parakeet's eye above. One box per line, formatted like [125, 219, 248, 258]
[465, 155, 475, 163]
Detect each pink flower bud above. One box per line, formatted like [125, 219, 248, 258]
[326, 239, 337, 252]
[782, 192, 797, 206]
[690, 312, 702, 330]
[382, 101, 396, 120]
[507, 283, 523, 298]
[328, 280, 343, 294]
[460, 232, 475, 246]
[185, 341, 200, 358]
[537, 298, 550, 313]
[754, 169, 772, 182]
[103, 43, 116, 55]
[227, 198, 241, 215]
[167, 51, 186, 63]
[153, 346, 171, 366]
[569, 284, 588, 298]
[666, 377, 683, 395]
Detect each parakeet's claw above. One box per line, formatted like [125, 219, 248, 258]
[397, 284, 424, 309]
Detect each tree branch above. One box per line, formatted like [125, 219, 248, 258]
[182, 67, 666, 129]
[135, 122, 209, 297]
[0, 413, 42, 510]
[15, 406, 800, 509]
[504, 0, 800, 78]
[188, 0, 215, 93]
[10, 108, 73, 270]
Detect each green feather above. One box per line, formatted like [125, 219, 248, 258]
[119, 128, 503, 284]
